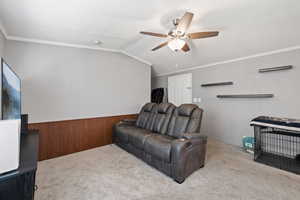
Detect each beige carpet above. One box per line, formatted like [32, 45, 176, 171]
[35, 139, 300, 200]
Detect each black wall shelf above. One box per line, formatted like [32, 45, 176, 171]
[259, 65, 293, 73]
[217, 94, 274, 98]
[201, 81, 233, 87]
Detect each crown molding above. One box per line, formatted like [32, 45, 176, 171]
[5, 34, 152, 66]
[7, 36, 120, 52]
[3, 22, 298, 75]
[0, 19, 151, 65]
[121, 50, 152, 66]
[155, 45, 300, 77]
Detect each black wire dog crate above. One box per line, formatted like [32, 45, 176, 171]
[251, 116, 300, 174]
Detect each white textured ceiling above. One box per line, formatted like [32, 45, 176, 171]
[0, 0, 300, 76]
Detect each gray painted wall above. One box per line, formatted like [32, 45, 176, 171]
[5, 40, 151, 123]
[151, 76, 167, 90]
[0, 30, 6, 116]
[152, 49, 300, 146]
[0, 31, 4, 59]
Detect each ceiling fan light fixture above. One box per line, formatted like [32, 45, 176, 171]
[140, 12, 219, 52]
[168, 39, 186, 51]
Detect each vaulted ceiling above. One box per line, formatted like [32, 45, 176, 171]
[0, 0, 299, 76]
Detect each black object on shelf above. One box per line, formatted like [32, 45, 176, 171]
[201, 81, 233, 87]
[217, 94, 274, 98]
[151, 88, 166, 104]
[250, 116, 300, 175]
[0, 131, 39, 200]
[259, 65, 293, 73]
[296, 154, 300, 162]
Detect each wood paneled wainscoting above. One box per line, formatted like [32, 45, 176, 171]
[29, 114, 137, 161]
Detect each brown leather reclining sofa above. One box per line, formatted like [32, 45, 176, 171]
[113, 103, 207, 183]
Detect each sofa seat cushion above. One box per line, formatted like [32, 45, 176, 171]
[144, 135, 175, 163]
[128, 129, 153, 149]
[114, 125, 141, 143]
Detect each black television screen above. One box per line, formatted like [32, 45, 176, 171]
[1, 58, 21, 120]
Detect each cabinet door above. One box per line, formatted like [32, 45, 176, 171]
[0, 171, 36, 200]
[0, 177, 22, 200]
[23, 172, 36, 200]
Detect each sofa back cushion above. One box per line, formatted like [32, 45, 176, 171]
[151, 103, 176, 134]
[166, 104, 203, 138]
[136, 103, 157, 130]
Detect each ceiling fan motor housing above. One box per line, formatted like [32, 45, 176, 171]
[173, 18, 180, 26]
[171, 18, 185, 36]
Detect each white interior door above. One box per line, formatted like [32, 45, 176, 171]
[168, 73, 192, 106]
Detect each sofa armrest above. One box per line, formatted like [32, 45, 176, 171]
[182, 133, 207, 142]
[122, 118, 136, 123]
[118, 118, 137, 126]
[171, 134, 207, 183]
[171, 139, 193, 159]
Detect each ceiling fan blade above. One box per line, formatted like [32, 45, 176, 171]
[151, 41, 169, 51]
[176, 12, 194, 35]
[140, 31, 168, 38]
[187, 31, 219, 39]
[181, 43, 190, 52]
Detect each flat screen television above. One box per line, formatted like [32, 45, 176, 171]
[1, 58, 21, 120]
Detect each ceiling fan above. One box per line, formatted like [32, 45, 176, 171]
[140, 12, 219, 52]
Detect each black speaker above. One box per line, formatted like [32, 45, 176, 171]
[21, 114, 28, 134]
